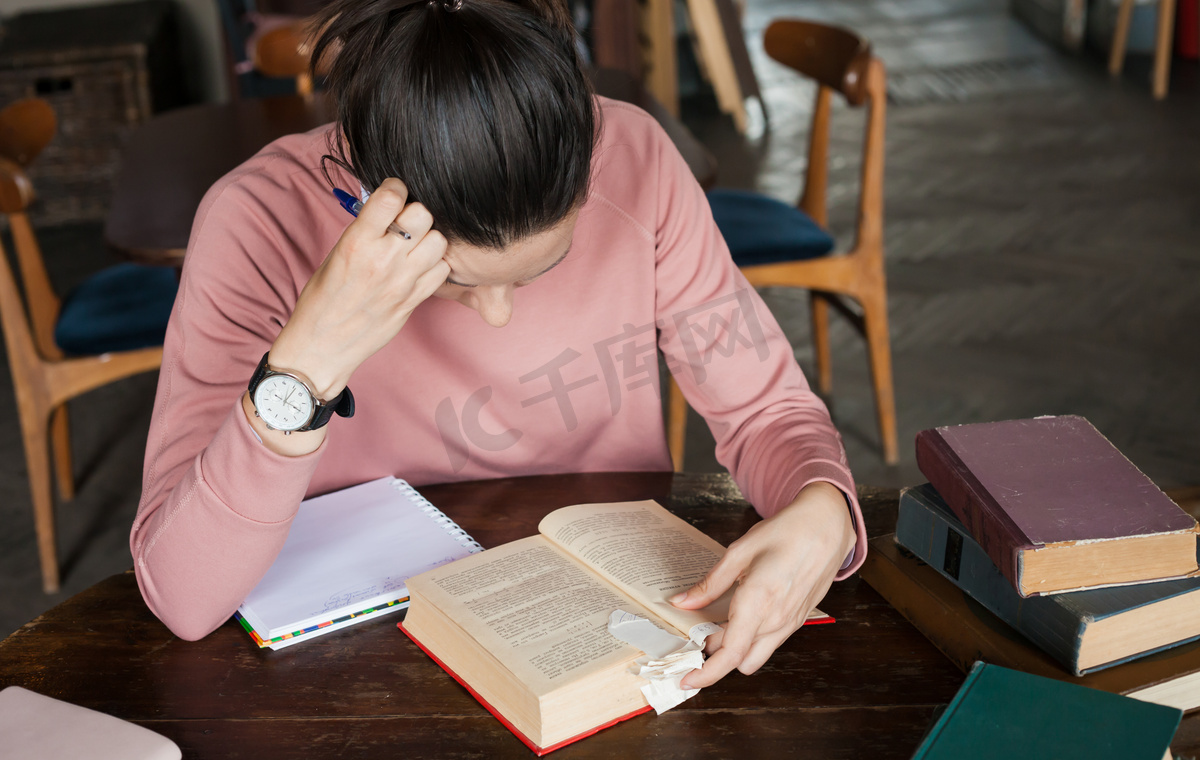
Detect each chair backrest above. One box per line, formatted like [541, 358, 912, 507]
[253, 22, 315, 94]
[762, 19, 885, 254]
[215, 0, 308, 98]
[764, 20, 872, 106]
[0, 155, 49, 381]
[0, 98, 61, 360]
[0, 98, 55, 168]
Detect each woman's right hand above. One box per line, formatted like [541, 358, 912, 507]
[266, 178, 449, 402]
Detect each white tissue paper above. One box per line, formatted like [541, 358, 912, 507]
[606, 610, 723, 714]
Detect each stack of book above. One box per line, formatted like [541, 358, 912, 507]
[860, 415, 1200, 710]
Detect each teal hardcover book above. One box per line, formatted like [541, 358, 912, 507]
[912, 662, 1181, 759]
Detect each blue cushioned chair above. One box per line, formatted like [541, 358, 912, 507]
[0, 98, 168, 593]
[707, 188, 835, 266]
[667, 20, 898, 468]
[55, 263, 177, 355]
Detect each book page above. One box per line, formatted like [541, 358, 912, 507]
[405, 535, 674, 696]
[538, 500, 733, 633]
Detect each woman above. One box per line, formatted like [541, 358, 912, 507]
[131, 0, 866, 691]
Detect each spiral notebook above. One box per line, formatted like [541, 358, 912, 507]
[236, 477, 482, 650]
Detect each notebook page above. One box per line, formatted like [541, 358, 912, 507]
[239, 477, 479, 636]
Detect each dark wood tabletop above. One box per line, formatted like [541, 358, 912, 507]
[103, 94, 337, 266]
[104, 72, 717, 268]
[3, 472, 1192, 757]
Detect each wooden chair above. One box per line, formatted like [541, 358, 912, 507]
[215, 0, 312, 99]
[667, 20, 897, 469]
[1108, 0, 1178, 99]
[253, 20, 317, 96]
[0, 98, 169, 593]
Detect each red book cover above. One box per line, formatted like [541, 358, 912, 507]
[399, 622, 650, 755]
[399, 612, 835, 754]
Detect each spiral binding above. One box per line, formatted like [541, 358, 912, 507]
[392, 478, 484, 554]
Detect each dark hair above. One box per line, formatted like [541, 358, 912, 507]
[310, 0, 596, 248]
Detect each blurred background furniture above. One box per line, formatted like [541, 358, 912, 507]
[215, 0, 328, 99]
[590, 0, 646, 87]
[668, 19, 897, 469]
[105, 70, 715, 267]
[685, 0, 764, 135]
[0, 98, 172, 594]
[251, 19, 318, 95]
[1108, 0, 1178, 98]
[0, 0, 186, 226]
[586, 0, 761, 131]
[103, 93, 335, 266]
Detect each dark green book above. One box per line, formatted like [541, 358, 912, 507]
[912, 662, 1181, 759]
[897, 483, 1200, 676]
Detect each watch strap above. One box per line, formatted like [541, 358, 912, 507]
[249, 352, 355, 432]
[248, 352, 272, 394]
[304, 384, 355, 430]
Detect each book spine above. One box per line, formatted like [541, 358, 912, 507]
[915, 429, 1032, 592]
[897, 485, 1089, 676]
[394, 479, 484, 554]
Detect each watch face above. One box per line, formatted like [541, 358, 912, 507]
[253, 374, 315, 432]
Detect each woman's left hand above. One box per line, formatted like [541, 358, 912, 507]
[671, 481, 855, 689]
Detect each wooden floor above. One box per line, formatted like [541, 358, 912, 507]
[2, 0, 1198, 639]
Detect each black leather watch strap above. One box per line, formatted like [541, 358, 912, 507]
[248, 352, 272, 394]
[305, 384, 355, 430]
[248, 352, 355, 432]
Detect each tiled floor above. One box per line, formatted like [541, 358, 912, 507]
[2, 0, 1198, 637]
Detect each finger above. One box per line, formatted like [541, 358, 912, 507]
[355, 179, 409, 235]
[400, 229, 448, 277]
[701, 625, 725, 655]
[736, 625, 795, 677]
[681, 594, 762, 689]
[408, 259, 451, 303]
[392, 201, 435, 243]
[682, 630, 746, 689]
[670, 550, 745, 610]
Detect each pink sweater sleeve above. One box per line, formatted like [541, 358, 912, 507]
[647, 117, 867, 578]
[131, 175, 327, 641]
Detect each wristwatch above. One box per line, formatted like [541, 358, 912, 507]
[248, 352, 355, 434]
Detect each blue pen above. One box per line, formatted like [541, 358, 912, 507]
[333, 188, 412, 240]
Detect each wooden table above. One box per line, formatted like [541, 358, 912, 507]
[3, 472, 1192, 757]
[104, 73, 717, 268]
[103, 94, 336, 266]
[0, 473, 948, 757]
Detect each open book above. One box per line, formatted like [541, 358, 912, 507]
[399, 499, 832, 754]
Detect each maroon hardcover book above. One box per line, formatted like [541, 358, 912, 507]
[915, 416, 1198, 596]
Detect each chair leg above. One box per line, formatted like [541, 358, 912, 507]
[1153, 0, 1177, 99]
[50, 405, 74, 501]
[1109, 0, 1135, 75]
[861, 292, 899, 465]
[19, 412, 59, 593]
[810, 292, 833, 396]
[667, 375, 688, 473]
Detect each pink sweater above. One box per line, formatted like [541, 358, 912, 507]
[131, 98, 867, 641]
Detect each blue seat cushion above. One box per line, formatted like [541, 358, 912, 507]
[707, 188, 835, 267]
[54, 263, 178, 355]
